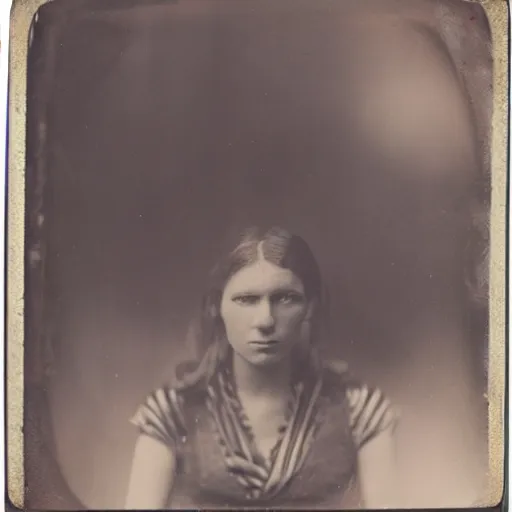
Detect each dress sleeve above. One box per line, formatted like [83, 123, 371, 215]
[346, 382, 398, 449]
[130, 386, 187, 449]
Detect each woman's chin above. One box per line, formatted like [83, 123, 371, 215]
[245, 348, 289, 367]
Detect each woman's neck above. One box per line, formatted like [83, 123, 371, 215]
[231, 352, 292, 398]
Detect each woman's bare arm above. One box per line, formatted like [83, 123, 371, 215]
[125, 434, 177, 510]
[356, 428, 399, 509]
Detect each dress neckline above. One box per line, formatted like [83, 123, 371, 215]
[221, 365, 300, 468]
[206, 365, 325, 500]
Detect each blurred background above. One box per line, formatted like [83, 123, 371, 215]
[24, 0, 492, 508]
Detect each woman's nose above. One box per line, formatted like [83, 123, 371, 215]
[253, 300, 276, 330]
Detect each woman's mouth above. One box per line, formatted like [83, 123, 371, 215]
[249, 340, 280, 352]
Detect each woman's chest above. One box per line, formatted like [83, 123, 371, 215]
[234, 395, 292, 462]
[172, 398, 358, 508]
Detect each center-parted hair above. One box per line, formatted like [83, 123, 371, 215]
[211, 226, 322, 302]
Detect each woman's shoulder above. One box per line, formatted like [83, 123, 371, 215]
[320, 360, 399, 449]
[130, 384, 190, 447]
[130, 369, 209, 448]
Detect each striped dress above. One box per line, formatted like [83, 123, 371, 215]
[130, 361, 397, 509]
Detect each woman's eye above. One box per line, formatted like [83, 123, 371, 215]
[277, 293, 303, 304]
[233, 295, 259, 305]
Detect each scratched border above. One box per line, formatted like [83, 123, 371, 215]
[6, 0, 508, 508]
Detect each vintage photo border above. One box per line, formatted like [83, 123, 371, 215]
[6, 0, 509, 508]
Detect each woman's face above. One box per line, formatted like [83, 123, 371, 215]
[220, 259, 312, 366]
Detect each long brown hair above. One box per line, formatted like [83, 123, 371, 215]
[174, 226, 329, 391]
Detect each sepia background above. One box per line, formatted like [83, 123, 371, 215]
[24, 0, 492, 509]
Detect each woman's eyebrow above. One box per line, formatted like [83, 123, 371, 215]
[231, 290, 261, 296]
[271, 286, 305, 295]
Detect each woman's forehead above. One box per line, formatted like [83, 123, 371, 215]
[224, 260, 304, 293]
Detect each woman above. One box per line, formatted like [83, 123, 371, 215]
[125, 226, 399, 509]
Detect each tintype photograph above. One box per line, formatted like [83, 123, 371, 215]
[6, 0, 508, 510]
